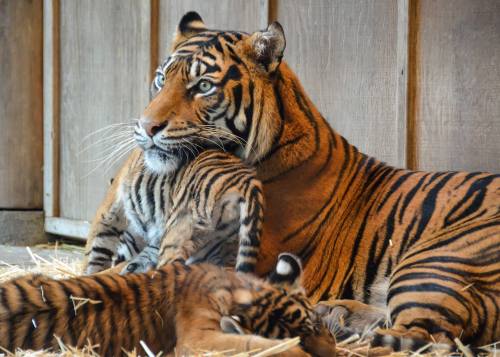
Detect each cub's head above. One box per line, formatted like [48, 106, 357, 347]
[223, 253, 336, 357]
[136, 11, 286, 174]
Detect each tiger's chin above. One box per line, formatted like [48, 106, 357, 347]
[143, 148, 182, 175]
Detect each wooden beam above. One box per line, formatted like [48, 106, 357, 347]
[406, 0, 420, 170]
[259, 0, 270, 28]
[150, 0, 159, 82]
[43, 0, 61, 217]
[45, 217, 90, 241]
[396, 0, 409, 168]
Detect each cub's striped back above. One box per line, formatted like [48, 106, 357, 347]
[157, 149, 264, 272]
[0, 256, 336, 357]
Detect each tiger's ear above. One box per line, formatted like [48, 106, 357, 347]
[172, 11, 207, 48]
[245, 22, 286, 73]
[267, 253, 303, 292]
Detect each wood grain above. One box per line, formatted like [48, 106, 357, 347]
[415, 0, 500, 172]
[43, 0, 61, 217]
[59, 0, 151, 221]
[0, 0, 43, 208]
[274, 0, 402, 167]
[158, 0, 262, 59]
[0, 211, 45, 246]
[396, 0, 410, 168]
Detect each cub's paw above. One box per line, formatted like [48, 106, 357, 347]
[120, 258, 155, 275]
[315, 299, 387, 341]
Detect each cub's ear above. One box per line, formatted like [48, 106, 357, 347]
[267, 253, 303, 292]
[244, 22, 286, 73]
[220, 316, 246, 335]
[172, 11, 207, 48]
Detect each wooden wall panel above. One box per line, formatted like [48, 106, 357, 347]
[59, 1, 151, 221]
[0, 0, 43, 208]
[158, 0, 262, 59]
[275, 0, 401, 166]
[415, 0, 500, 172]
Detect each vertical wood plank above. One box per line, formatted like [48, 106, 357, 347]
[396, 0, 410, 168]
[59, 0, 151, 221]
[275, 0, 400, 166]
[415, 0, 500, 172]
[259, 0, 270, 29]
[150, 0, 160, 81]
[158, 0, 261, 59]
[0, 0, 43, 208]
[43, 0, 61, 217]
[406, 0, 419, 170]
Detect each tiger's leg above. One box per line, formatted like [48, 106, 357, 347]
[156, 213, 194, 267]
[121, 209, 192, 274]
[371, 255, 488, 351]
[234, 180, 264, 273]
[120, 232, 164, 274]
[84, 201, 127, 274]
[113, 231, 147, 264]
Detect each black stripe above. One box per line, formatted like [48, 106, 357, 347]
[398, 173, 429, 224]
[134, 173, 145, 216]
[363, 195, 402, 300]
[405, 172, 458, 249]
[388, 283, 472, 314]
[391, 302, 463, 326]
[375, 172, 414, 213]
[91, 246, 114, 258]
[444, 175, 496, 226]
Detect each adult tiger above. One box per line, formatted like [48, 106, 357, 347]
[84, 12, 500, 350]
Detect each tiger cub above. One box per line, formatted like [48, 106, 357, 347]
[0, 254, 336, 357]
[84, 149, 264, 275]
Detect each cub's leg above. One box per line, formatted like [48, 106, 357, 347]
[234, 181, 265, 273]
[120, 239, 161, 274]
[156, 213, 195, 267]
[84, 200, 128, 274]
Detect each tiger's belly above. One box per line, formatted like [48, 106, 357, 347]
[119, 173, 172, 246]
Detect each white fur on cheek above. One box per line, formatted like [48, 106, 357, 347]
[276, 260, 292, 276]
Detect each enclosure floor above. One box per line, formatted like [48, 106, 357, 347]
[0, 244, 83, 268]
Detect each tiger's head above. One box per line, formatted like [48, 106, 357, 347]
[136, 11, 286, 174]
[223, 253, 337, 357]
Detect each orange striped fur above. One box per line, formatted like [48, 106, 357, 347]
[0, 256, 335, 356]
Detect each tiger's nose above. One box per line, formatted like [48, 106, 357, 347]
[141, 118, 167, 137]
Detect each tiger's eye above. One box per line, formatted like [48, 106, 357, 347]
[198, 80, 213, 93]
[155, 73, 165, 88]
